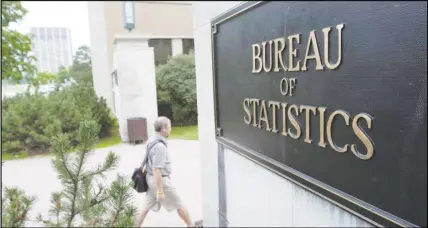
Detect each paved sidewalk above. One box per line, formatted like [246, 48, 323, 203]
[1, 140, 203, 227]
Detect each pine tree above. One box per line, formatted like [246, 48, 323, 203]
[1, 187, 36, 227]
[35, 120, 137, 227]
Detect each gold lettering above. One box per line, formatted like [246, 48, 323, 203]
[269, 101, 281, 133]
[252, 44, 262, 73]
[289, 78, 297, 96]
[351, 113, 375, 160]
[243, 98, 252, 125]
[249, 98, 260, 127]
[273, 38, 287, 72]
[262, 41, 273, 72]
[317, 107, 327, 148]
[258, 100, 271, 131]
[287, 104, 301, 139]
[281, 103, 288, 136]
[288, 34, 301, 72]
[300, 105, 317, 144]
[280, 78, 289, 95]
[327, 110, 350, 153]
[302, 30, 324, 71]
[322, 24, 344, 70]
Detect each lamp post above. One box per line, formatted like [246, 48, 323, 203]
[122, 1, 135, 32]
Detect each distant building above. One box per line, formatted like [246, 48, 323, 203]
[30, 27, 73, 73]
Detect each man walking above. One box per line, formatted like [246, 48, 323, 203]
[135, 116, 200, 227]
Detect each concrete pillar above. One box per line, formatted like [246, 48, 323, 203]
[113, 35, 158, 142]
[172, 38, 184, 56]
[88, 2, 115, 111]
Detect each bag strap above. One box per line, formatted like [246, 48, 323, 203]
[140, 141, 166, 169]
[140, 145, 150, 169]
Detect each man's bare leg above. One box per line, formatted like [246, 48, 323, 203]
[177, 207, 193, 227]
[135, 209, 149, 227]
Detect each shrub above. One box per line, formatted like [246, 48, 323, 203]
[2, 92, 63, 155]
[55, 82, 117, 138]
[156, 50, 197, 126]
[1, 83, 117, 155]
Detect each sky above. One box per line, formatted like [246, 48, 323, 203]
[10, 1, 90, 53]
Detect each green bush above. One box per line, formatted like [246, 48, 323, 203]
[1, 83, 117, 155]
[156, 50, 197, 126]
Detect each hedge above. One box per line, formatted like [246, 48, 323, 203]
[1, 83, 117, 155]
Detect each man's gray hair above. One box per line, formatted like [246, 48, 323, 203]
[154, 116, 171, 132]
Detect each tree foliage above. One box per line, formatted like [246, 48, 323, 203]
[156, 51, 197, 125]
[1, 1, 37, 82]
[1, 187, 36, 227]
[56, 66, 71, 83]
[1, 92, 62, 155]
[36, 120, 136, 227]
[1, 83, 117, 155]
[69, 45, 93, 85]
[2, 121, 136, 227]
[31, 72, 57, 86]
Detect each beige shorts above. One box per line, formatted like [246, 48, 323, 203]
[143, 175, 184, 212]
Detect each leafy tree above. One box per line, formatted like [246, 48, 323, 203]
[1, 1, 37, 82]
[69, 45, 93, 85]
[56, 66, 71, 83]
[36, 120, 136, 227]
[72, 45, 91, 68]
[1, 187, 36, 227]
[156, 51, 197, 125]
[31, 72, 57, 86]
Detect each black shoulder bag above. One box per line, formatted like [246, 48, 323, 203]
[131, 141, 165, 193]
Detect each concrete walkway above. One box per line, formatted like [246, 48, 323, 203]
[1, 140, 203, 227]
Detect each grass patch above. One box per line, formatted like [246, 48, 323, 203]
[2, 126, 199, 162]
[2, 134, 122, 161]
[95, 134, 122, 149]
[1, 152, 30, 161]
[170, 125, 198, 140]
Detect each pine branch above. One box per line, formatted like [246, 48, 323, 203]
[109, 198, 123, 226]
[67, 168, 79, 227]
[105, 175, 136, 227]
[74, 195, 109, 218]
[2, 187, 36, 227]
[36, 214, 61, 228]
[80, 152, 118, 180]
[50, 133, 76, 182]
[38, 120, 137, 227]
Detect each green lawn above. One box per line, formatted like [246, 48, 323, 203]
[95, 134, 122, 149]
[1, 152, 30, 161]
[2, 134, 122, 161]
[170, 125, 198, 140]
[2, 126, 198, 161]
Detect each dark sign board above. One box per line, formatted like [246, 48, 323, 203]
[212, 1, 427, 227]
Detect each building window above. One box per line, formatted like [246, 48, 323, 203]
[182, 38, 194, 55]
[148, 39, 172, 66]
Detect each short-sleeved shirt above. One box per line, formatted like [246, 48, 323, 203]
[145, 135, 171, 177]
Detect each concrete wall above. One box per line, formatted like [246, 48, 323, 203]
[193, 2, 242, 226]
[224, 148, 372, 227]
[193, 2, 373, 227]
[113, 36, 158, 141]
[88, 1, 193, 111]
